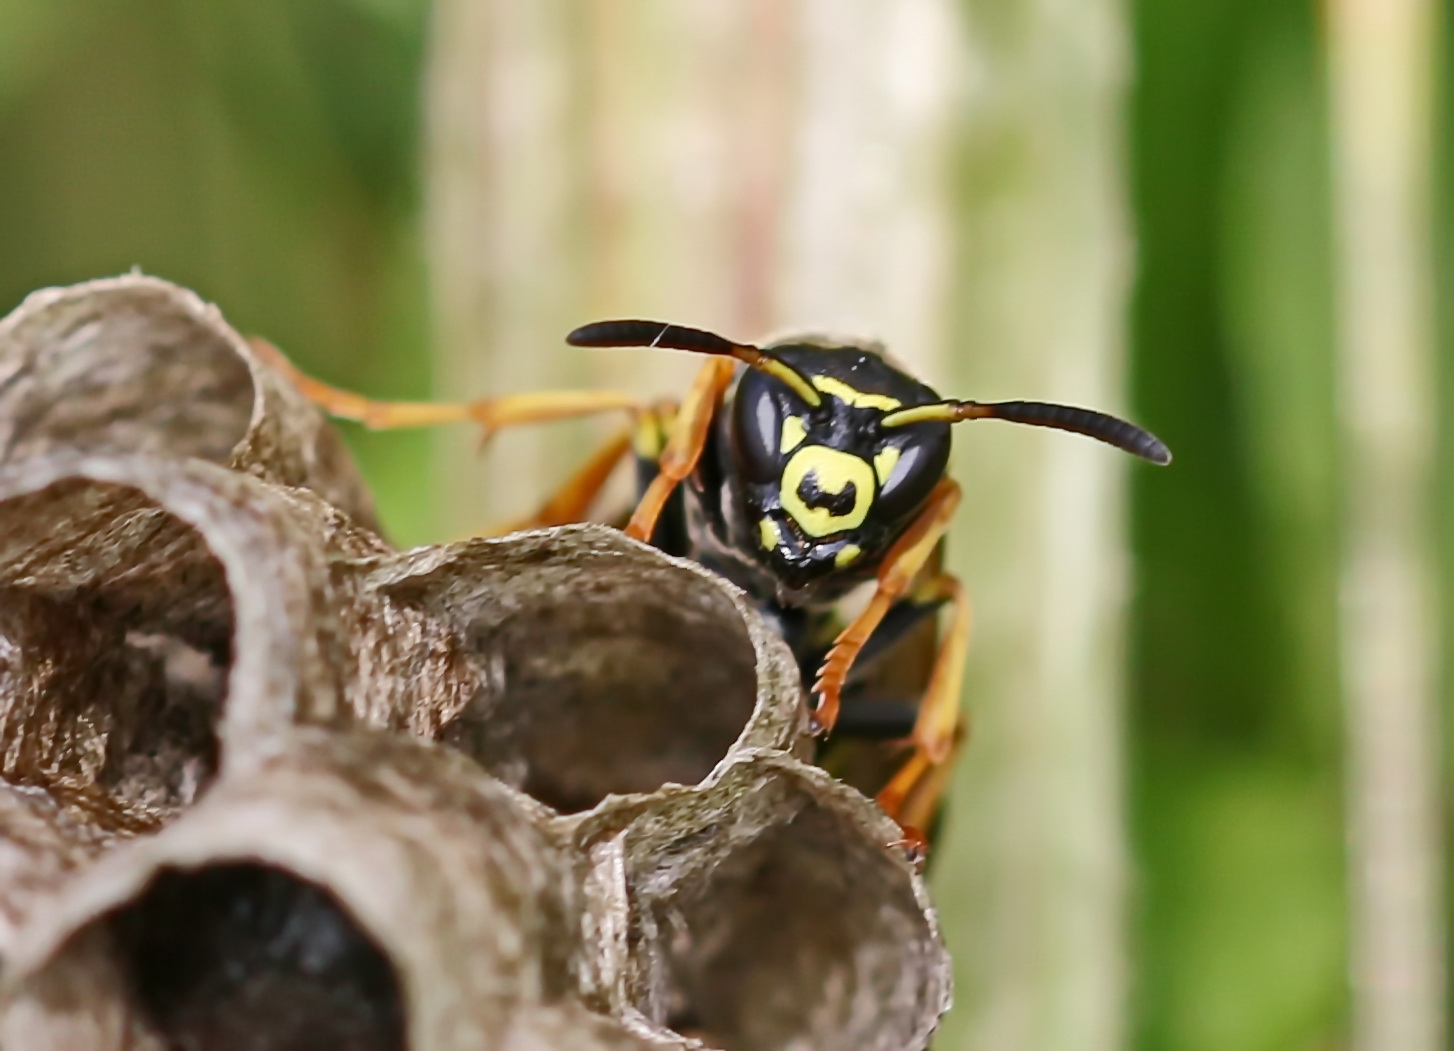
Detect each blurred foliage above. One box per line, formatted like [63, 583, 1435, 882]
[1129, 0, 1350, 1047]
[0, 1, 1445, 1048]
[1443, 18, 1454, 1035]
[0, 0, 436, 540]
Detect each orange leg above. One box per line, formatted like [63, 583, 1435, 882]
[881, 726, 968, 866]
[624, 358, 736, 541]
[906, 573, 971, 765]
[250, 338, 641, 441]
[811, 479, 962, 735]
[873, 571, 971, 852]
[491, 422, 637, 534]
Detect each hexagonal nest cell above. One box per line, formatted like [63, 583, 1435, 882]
[0, 477, 233, 825]
[385, 532, 767, 814]
[0, 282, 255, 466]
[0, 277, 952, 1051]
[603, 763, 949, 1051]
[659, 806, 933, 1050]
[107, 863, 405, 1051]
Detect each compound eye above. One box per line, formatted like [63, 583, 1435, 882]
[873, 432, 951, 523]
[732, 369, 792, 483]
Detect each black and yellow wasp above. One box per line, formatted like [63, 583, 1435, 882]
[264, 320, 1169, 856]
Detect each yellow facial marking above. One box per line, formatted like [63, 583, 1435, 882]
[780, 445, 876, 538]
[873, 446, 901, 486]
[811, 375, 902, 413]
[780, 415, 808, 454]
[835, 543, 863, 568]
[759, 517, 782, 551]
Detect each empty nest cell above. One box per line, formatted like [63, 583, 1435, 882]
[0, 282, 255, 466]
[108, 863, 405, 1051]
[622, 768, 948, 1051]
[0, 479, 232, 823]
[0, 276, 380, 529]
[385, 532, 767, 814]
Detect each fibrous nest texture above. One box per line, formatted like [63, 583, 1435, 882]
[0, 276, 951, 1050]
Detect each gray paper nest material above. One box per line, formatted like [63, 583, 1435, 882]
[0, 276, 951, 1051]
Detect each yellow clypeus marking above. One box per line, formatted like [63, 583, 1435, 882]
[759, 516, 782, 550]
[810, 375, 902, 413]
[873, 446, 901, 486]
[834, 543, 863, 568]
[780, 445, 876, 538]
[779, 415, 808, 454]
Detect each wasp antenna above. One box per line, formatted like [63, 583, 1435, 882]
[882, 399, 1171, 465]
[566, 319, 740, 356]
[565, 319, 823, 407]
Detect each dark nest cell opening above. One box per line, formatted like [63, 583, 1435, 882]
[442, 565, 759, 814]
[657, 804, 936, 1051]
[106, 863, 405, 1051]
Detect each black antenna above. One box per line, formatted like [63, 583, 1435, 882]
[881, 399, 1171, 465]
[567, 319, 823, 407]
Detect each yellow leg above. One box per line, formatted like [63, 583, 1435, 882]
[624, 358, 736, 541]
[811, 479, 962, 735]
[250, 338, 641, 440]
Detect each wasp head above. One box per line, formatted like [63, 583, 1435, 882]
[728, 340, 951, 595]
[566, 320, 1170, 603]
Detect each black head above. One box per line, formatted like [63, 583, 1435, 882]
[566, 319, 1171, 597]
[727, 339, 952, 591]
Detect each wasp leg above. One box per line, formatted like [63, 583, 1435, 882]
[494, 397, 684, 536]
[879, 725, 968, 864]
[491, 422, 637, 534]
[625, 358, 735, 542]
[803, 587, 950, 689]
[250, 338, 641, 441]
[811, 479, 962, 735]
[906, 572, 972, 764]
[873, 572, 971, 847]
[829, 697, 920, 740]
[628, 403, 698, 556]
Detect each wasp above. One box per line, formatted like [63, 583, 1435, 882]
[262, 320, 1169, 856]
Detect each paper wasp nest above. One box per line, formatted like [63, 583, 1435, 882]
[0, 277, 951, 1050]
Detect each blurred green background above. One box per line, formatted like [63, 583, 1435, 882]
[0, 2, 1445, 1049]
